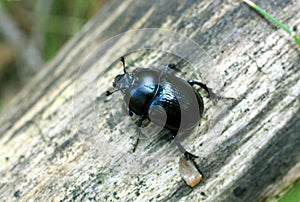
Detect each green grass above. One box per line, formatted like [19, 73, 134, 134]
[279, 179, 300, 202]
[243, 0, 300, 47]
[0, 0, 106, 109]
[2, 0, 105, 60]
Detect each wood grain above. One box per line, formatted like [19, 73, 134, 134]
[0, 0, 299, 201]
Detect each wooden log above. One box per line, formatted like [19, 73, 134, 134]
[0, 0, 299, 201]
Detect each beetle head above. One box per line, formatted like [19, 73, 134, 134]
[106, 56, 132, 96]
[113, 72, 133, 91]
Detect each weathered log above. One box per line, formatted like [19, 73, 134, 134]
[1, 0, 299, 201]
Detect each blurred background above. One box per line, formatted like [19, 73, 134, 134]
[0, 0, 107, 110]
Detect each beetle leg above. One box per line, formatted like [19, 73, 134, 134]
[188, 80, 213, 97]
[132, 116, 145, 152]
[159, 64, 176, 78]
[129, 109, 134, 116]
[164, 64, 179, 73]
[188, 80, 236, 104]
[172, 133, 198, 160]
[166, 64, 176, 70]
[188, 80, 221, 103]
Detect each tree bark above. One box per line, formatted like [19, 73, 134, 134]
[1, 0, 299, 201]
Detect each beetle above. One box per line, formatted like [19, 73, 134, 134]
[106, 57, 216, 159]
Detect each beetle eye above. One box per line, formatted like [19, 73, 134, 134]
[113, 74, 124, 88]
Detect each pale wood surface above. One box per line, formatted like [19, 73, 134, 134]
[1, 0, 299, 201]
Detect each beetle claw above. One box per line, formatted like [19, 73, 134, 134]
[184, 152, 199, 160]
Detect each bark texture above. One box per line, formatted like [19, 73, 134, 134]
[1, 0, 299, 201]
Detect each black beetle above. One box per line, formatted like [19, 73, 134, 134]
[106, 57, 216, 159]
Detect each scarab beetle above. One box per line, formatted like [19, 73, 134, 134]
[106, 57, 216, 159]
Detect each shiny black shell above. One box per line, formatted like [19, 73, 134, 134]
[123, 68, 204, 132]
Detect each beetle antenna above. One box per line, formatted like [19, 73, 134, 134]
[120, 56, 126, 73]
[105, 89, 119, 96]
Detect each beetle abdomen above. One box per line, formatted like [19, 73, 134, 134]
[148, 75, 204, 131]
